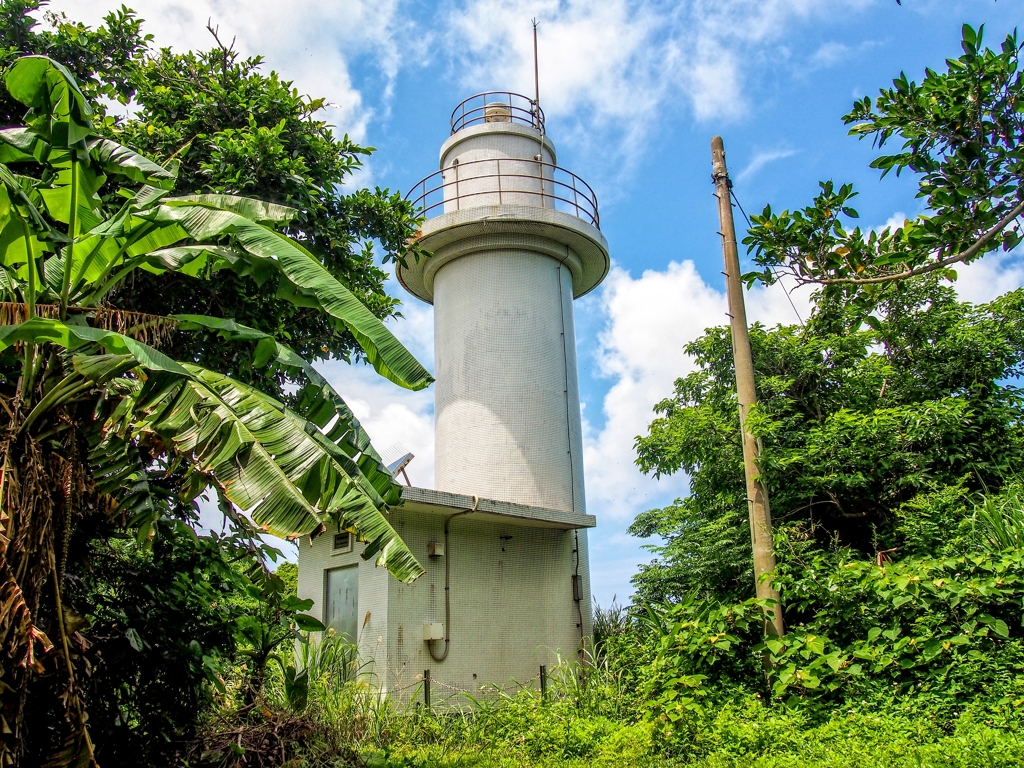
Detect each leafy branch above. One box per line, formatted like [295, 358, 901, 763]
[744, 25, 1024, 291]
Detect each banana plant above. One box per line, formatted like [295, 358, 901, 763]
[0, 56, 430, 767]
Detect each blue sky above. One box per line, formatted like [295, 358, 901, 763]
[58, 0, 1024, 604]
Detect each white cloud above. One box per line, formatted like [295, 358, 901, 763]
[45, 0, 419, 141]
[446, 0, 873, 133]
[581, 259, 812, 528]
[953, 252, 1024, 305]
[326, 359, 437, 488]
[580, 261, 716, 523]
[736, 148, 798, 183]
[874, 211, 909, 235]
[809, 39, 879, 69]
[810, 41, 853, 68]
[574, 257, 811, 602]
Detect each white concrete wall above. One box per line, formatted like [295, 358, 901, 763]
[440, 124, 556, 216]
[383, 509, 584, 705]
[433, 251, 585, 514]
[296, 512, 588, 705]
[295, 531, 389, 669]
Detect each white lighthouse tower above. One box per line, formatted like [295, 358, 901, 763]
[400, 94, 608, 517]
[297, 92, 608, 702]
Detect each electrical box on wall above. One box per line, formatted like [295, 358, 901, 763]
[427, 542, 445, 558]
[422, 622, 444, 641]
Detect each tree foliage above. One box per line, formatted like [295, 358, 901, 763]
[0, 1, 148, 127]
[0, 0, 426, 397]
[744, 25, 1024, 292]
[644, 536, 1024, 733]
[109, 33, 426, 393]
[28, 520, 245, 764]
[631, 279, 1024, 604]
[0, 52, 427, 766]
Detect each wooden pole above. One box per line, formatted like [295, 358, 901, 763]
[711, 135, 784, 638]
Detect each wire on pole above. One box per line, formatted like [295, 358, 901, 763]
[728, 185, 804, 326]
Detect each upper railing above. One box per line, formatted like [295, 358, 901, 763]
[406, 157, 600, 229]
[450, 92, 544, 134]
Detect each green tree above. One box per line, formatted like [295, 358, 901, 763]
[28, 520, 248, 765]
[276, 560, 299, 597]
[0, 55, 428, 766]
[632, 279, 1024, 605]
[0, 1, 148, 127]
[109, 31, 425, 395]
[0, 1, 425, 398]
[744, 25, 1023, 294]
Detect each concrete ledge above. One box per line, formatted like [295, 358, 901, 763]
[398, 206, 610, 304]
[398, 486, 596, 530]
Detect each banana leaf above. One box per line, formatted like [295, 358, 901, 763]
[5, 56, 93, 148]
[172, 313, 403, 504]
[2, 317, 423, 582]
[134, 201, 433, 390]
[130, 366, 422, 581]
[87, 138, 176, 188]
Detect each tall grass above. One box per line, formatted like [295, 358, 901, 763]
[196, 582, 1024, 767]
[975, 481, 1024, 551]
[592, 596, 629, 658]
[195, 622, 1024, 768]
[293, 630, 402, 754]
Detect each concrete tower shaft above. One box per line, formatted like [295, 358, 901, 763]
[399, 95, 609, 515]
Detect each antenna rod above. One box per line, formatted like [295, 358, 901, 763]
[532, 19, 540, 111]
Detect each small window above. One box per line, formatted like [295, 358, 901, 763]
[333, 531, 352, 553]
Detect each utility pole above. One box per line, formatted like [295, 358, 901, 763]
[711, 135, 784, 638]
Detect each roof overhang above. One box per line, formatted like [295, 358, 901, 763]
[397, 486, 595, 530]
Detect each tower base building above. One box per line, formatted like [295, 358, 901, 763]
[297, 92, 609, 703]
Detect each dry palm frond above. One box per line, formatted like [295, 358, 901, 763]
[0, 424, 98, 767]
[0, 432, 56, 764]
[0, 537, 53, 670]
[0, 539, 53, 767]
[0, 302, 179, 347]
[0, 303, 60, 325]
[87, 307, 179, 347]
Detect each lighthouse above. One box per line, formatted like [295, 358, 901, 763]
[400, 93, 608, 515]
[297, 91, 608, 702]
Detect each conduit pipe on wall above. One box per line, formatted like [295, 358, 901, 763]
[573, 529, 585, 656]
[428, 495, 479, 662]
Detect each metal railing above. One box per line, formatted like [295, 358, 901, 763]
[450, 91, 544, 134]
[406, 157, 600, 229]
